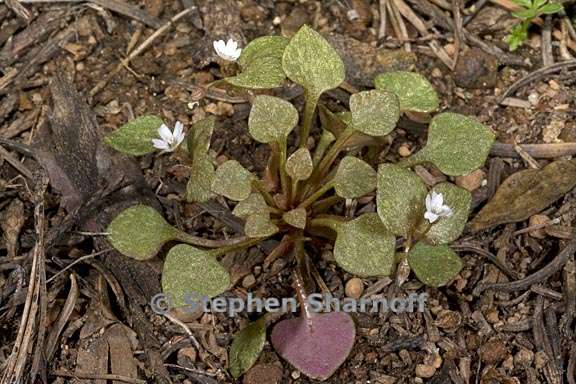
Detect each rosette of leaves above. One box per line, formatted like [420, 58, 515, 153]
[103, 25, 495, 381]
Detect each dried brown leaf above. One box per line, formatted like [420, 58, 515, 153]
[471, 160, 576, 232]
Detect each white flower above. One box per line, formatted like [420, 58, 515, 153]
[424, 191, 453, 224]
[152, 121, 185, 152]
[213, 38, 241, 61]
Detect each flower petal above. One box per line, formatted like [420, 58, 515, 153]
[158, 124, 173, 142]
[173, 121, 184, 141]
[424, 211, 439, 223]
[425, 193, 433, 211]
[431, 191, 443, 209]
[439, 206, 453, 217]
[152, 139, 169, 150]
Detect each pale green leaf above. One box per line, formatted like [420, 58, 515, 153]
[232, 192, 269, 219]
[245, 214, 279, 238]
[374, 71, 439, 113]
[186, 156, 215, 203]
[422, 183, 471, 245]
[162, 244, 230, 306]
[333, 213, 396, 276]
[230, 317, 267, 378]
[104, 115, 163, 156]
[107, 205, 177, 260]
[407, 242, 462, 287]
[248, 95, 298, 144]
[286, 148, 313, 181]
[187, 116, 215, 158]
[376, 164, 427, 238]
[283, 208, 307, 229]
[226, 36, 289, 89]
[410, 113, 495, 176]
[349, 90, 400, 136]
[282, 25, 345, 97]
[212, 160, 254, 201]
[334, 156, 376, 199]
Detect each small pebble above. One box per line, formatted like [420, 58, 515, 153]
[528, 92, 539, 106]
[345, 278, 364, 299]
[398, 145, 412, 157]
[431, 68, 442, 78]
[548, 79, 560, 90]
[291, 370, 301, 379]
[514, 348, 534, 368]
[242, 274, 256, 289]
[455, 169, 485, 192]
[415, 364, 436, 378]
[529, 214, 550, 239]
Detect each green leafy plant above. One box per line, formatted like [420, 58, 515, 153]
[104, 25, 495, 380]
[506, 0, 563, 51]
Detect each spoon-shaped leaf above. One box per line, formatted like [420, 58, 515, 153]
[374, 71, 439, 113]
[162, 244, 230, 307]
[421, 183, 471, 245]
[271, 312, 356, 381]
[334, 213, 395, 276]
[407, 242, 462, 287]
[286, 148, 313, 181]
[186, 156, 215, 203]
[408, 113, 495, 176]
[248, 95, 299, 144]
[229, 317, 267, 378]
[212, 160, 254, 201]
[349, 90, 400, 136]
[282, 25, 345, 98]
[377, 164, 427, 238]
[283, 208, 307, 229]
[187, 116, 215, 157]
[333, 156, 376, 199]
[107, 205, 177, 260]
[104, 115, 163, 155]
[226, 36, 289, 89]
[245, 214, 279, 238]
[232, 192, 269, 219]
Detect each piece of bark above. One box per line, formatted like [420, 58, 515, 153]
[37, 69, 171, 384]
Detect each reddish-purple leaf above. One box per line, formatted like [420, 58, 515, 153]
[270, 312, 355, 381]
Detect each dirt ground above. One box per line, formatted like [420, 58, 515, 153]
[1, 0, 576, 383]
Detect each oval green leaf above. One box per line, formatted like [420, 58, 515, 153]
[411, 112, 495, 176]
[162, 244, 230, 306]
[186, 156, 215, 203]
[286, 148, 313, 181]
[334, 213, 396, 277]
[376, 164, 427, 238]
[407, 242, 462, 287]
[283, 208, 307, 229]
[212, 160, 254, 201]
[226, 36, 289, 89]
[374, 71, 439, 113]
[248, 95, 298, 144]
[422, 183, 471, 245]
[349, 90, 400, 136]
[104, 115, 163, 156]
[187, 116, 215, 158]
[282, 25, 345, 97]
[107, 205, 177, 260]
[334, 156, 377, 198]
[232, 192, 269, 219]
[230, 317, 267, 378]
[245, 214, 279, 238]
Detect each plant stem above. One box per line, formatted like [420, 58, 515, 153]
[298, 181, 334, 209]
[211, 237, 263, 257]
[298, 91, 319, 148]
[277, 139, 291, 202]
[309, 215, 343, 231]
[175, 232, 252, 249]
[311, 195, 343, 213]
[303, 127, 355, 196]
[253, 180, 277, 208]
